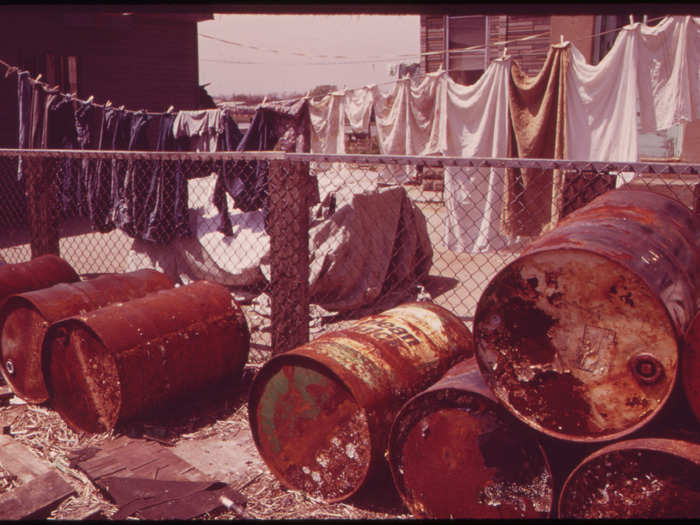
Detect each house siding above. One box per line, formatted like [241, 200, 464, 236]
[0, 13, 202, 147]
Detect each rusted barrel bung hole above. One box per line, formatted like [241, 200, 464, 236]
[629, 354, 663, 385]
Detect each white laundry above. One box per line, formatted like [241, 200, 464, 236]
[309, 91, 346, 154]
[441, 60, 512, 253]
[566, 27, 639, 165]
[344, 86, 374, 135]
[637, 16, 700, 132]
[172, 109, 224, 152]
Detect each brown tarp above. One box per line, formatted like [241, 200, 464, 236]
[502, 44, 570, 238]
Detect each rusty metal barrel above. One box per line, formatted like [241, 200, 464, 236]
[683, 311, 700, 424]
[248, 302, 473, 502]
[558, 438, 700, 518]
[474, 189, 700, 442]
[0, 255, 79, 307]
[0, 269, 175, 403]
[387, 357, 553, 518]
[43, 280, 250, 433]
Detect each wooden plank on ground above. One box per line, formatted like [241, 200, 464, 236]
[0, 470, 75, 520]
[0, 434, 51, 484]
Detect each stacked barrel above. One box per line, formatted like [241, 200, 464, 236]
[249, 188, 700, 519]
[0, 256, 250, 433]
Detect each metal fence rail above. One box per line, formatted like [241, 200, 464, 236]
[1, 148, 698, 361]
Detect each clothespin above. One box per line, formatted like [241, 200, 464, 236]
[86, 95, 94, 104]
[437, 62, 444, 72]
[560, 34, 564, 45]
[261, 96, 268, 105]
[629, 14, 634, 25]
[118, 105, 125, 111]
[643, 14, 648, 24]
[4, 65, 17, 78]
[34, 73, 42, 82]
[166, 105, 174, 113]
[502, 47, 508, 59]
[105, 100, 112, 108]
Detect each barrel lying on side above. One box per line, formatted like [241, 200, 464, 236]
[474, 189, 700, 442]
[0, 255, 79, 307]
[558, 438, 700, 518]
[388, 357, 553, 519]
[248, 302, 473, 502]
[0, 269, 175, 403]
[683, 311, 700, 424]
[44, 281, 250, 433]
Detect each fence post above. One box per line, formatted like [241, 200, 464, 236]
[268, 158, 310, 354]
[25, 156, 60, 258]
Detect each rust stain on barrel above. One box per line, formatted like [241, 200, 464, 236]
[558, 438, 700, 518]
[683, 312, 700, 424]
[248, 302, 473, 502]
[0, 269, 174, 403]
[388, 358, 553, 519]
[43, 280, 250, 433]
[0, 255, 79, 308]
[474, 189, 700, 442]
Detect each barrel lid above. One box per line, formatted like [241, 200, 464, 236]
[558, 438, 700, 518]
[388, 360, 552, 518]
[475, 248, 678, 442]
[0, 301, 50, 403]
[44, 320, 121, 433]
[248, 353, 371, 502]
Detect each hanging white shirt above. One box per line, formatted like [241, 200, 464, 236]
[309, 91, 346, 154]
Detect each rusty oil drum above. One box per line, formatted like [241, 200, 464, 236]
[0, 255, 79, 307]
[43, 280, 250, 433]
[683, 311, 700, 423]
[558, 438, 700, 518]
[387, 357, 553, 519]
[0, 269, 174, 403]
[248, 302, 473, 502]
[474, 189, 700, 442]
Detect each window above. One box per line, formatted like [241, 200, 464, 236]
[19, 53, 79, 95]
[447, 15, 488, 85]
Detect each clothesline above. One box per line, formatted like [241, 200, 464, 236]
[0, 16, 666, 119]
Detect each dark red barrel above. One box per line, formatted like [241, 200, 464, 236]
[0, 255, 79, 307]
[0, 269, 174, 403]
[248, 302, 473, 502]
[474, 189, 700, 442]
[683, 311, 700, 423]
[558, 438, 700, 518]
[43, 281, 250, 433]
[387, 358, 553, 519]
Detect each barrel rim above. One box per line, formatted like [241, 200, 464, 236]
[557, 437, 700, 518]
[248, 351, 373, 503]
[473, 247, 679, 443]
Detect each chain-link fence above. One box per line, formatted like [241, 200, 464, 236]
[0, 148, 698, 362]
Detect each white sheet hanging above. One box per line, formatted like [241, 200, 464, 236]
[309, 91, 346, 154]
[566, 26, 640, 167]
[637, 16, 700, 132]
[442, 60, 512, 253]
[371, 73, 446, 185]
[344, 86, 374, 135]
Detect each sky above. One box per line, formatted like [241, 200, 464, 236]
[197, 14, 421, 98]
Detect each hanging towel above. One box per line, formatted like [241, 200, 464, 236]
[637, 16, 700, 132]
[442, 60, 512, 253]
[503, 45, 570, 238]
[310, 91, 346, 154]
